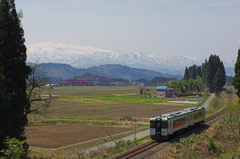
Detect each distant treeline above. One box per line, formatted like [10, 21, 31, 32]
[163, 54, 228, 96]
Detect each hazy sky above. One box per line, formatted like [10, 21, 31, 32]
[15, 0, 240, 59]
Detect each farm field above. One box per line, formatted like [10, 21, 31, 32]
[26, 125, 131, 148]
[26, 86, 205, 153]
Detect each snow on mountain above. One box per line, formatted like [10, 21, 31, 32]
[223, 58, 236, 67]
[26, 42, 235, 75]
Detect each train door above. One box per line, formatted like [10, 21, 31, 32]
[161, 120, 168, 136]
[185, 114, 189, 127]
[154, 119, 161, 141]
[168, 120, 172, 134]
[156, 120, 161, 136]
[189, 114, 193, 125]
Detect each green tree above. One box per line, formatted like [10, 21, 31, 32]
[0, 137, 27, 159]
[196, 66, 202, 77]
[152, 76, 169, 86]
[226, 76, 233, 86]
[232, 49, 240, 100]
[184, 67, 189, 80]
[213, 68, 226, 96]
[205, 55, 215, 92]
[189, 64, 197, 79]
[204, 54, 226, 93]
[0, 0, 31, 155]
[0, 73, 11, 151]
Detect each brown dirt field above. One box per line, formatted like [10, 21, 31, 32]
[27, 88, 200, 150]
[43, 100, 190, 118]
[25, 125, 131, 148]
[26, 103, 189, 149]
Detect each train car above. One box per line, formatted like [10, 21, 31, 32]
[150, 106, 205, 141]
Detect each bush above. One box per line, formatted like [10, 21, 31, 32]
[0, 137, 28, 159]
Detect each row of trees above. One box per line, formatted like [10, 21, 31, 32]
[163, 77, 203, 96]
[182, 55, 226, 95]
[135, 77, 176, 86]
[184, 64, 202, 80]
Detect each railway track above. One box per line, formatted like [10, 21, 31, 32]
[204, 87, 234, 123]
[112, 141, 161, 159]
[113, 109, 226, 159]
[204, 108, 226, 124]
[112, 88, 234, 159]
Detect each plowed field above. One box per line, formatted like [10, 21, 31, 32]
[26, 125, 131, 148]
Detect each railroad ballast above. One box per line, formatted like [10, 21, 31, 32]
[150, 106, 205, 141]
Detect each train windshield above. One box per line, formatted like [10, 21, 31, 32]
[150, 121, 156, 128]
[162, 121, 167, 128]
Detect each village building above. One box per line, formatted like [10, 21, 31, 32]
[76, 73, 114, 86]
[156, 86, 175, 98]
[58, 79, 93, 86]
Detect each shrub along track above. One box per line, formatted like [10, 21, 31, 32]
[112, 88, 234, 159]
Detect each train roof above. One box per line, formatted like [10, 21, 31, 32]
[183, 107, 205, 112]
[161, 110, 187, 118]
[151, 107, 205, 119]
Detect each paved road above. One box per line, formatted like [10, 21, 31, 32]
[74, 94, 215, 157]
[201, 93, 215, 109]
[83, 129, 149, 155]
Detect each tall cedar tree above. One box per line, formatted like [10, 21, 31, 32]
[232, 49, 240, 100]
[213, 68, 226, 95]
[184, 67, 189, 80]
[0, 0, 31, 153]
[188, 64, 197, 79]
[205, 55, 226, 92]
[196, 66, 202, 77]
[184, 65, 201, 80]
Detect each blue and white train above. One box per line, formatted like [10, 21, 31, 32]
[150, 107, 205, 141]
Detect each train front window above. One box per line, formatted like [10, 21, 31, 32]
[157, 122, 161, 128]
[162, 121, 167, 128]
[150, 121, 156, 128]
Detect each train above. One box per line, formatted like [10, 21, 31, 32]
[150, 106, 205, 141]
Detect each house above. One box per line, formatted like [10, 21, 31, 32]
[77, 73, 113, 86]
[156, 86, 175, 98]
[58, 79, 93, 86]
[58, 81, 73, 86]
[99, 76, 114, 86]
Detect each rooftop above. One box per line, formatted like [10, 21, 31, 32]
[156, 86, 168, 90]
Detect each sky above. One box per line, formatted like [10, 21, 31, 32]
[15, 0, 240, 60]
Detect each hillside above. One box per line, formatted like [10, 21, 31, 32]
[29, 63, 174, 80]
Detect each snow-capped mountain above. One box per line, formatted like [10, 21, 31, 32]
[26, 42, 235, 75]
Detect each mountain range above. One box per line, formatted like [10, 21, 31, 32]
[26, 42, 235, 77]
[27, 63, 175, 80]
